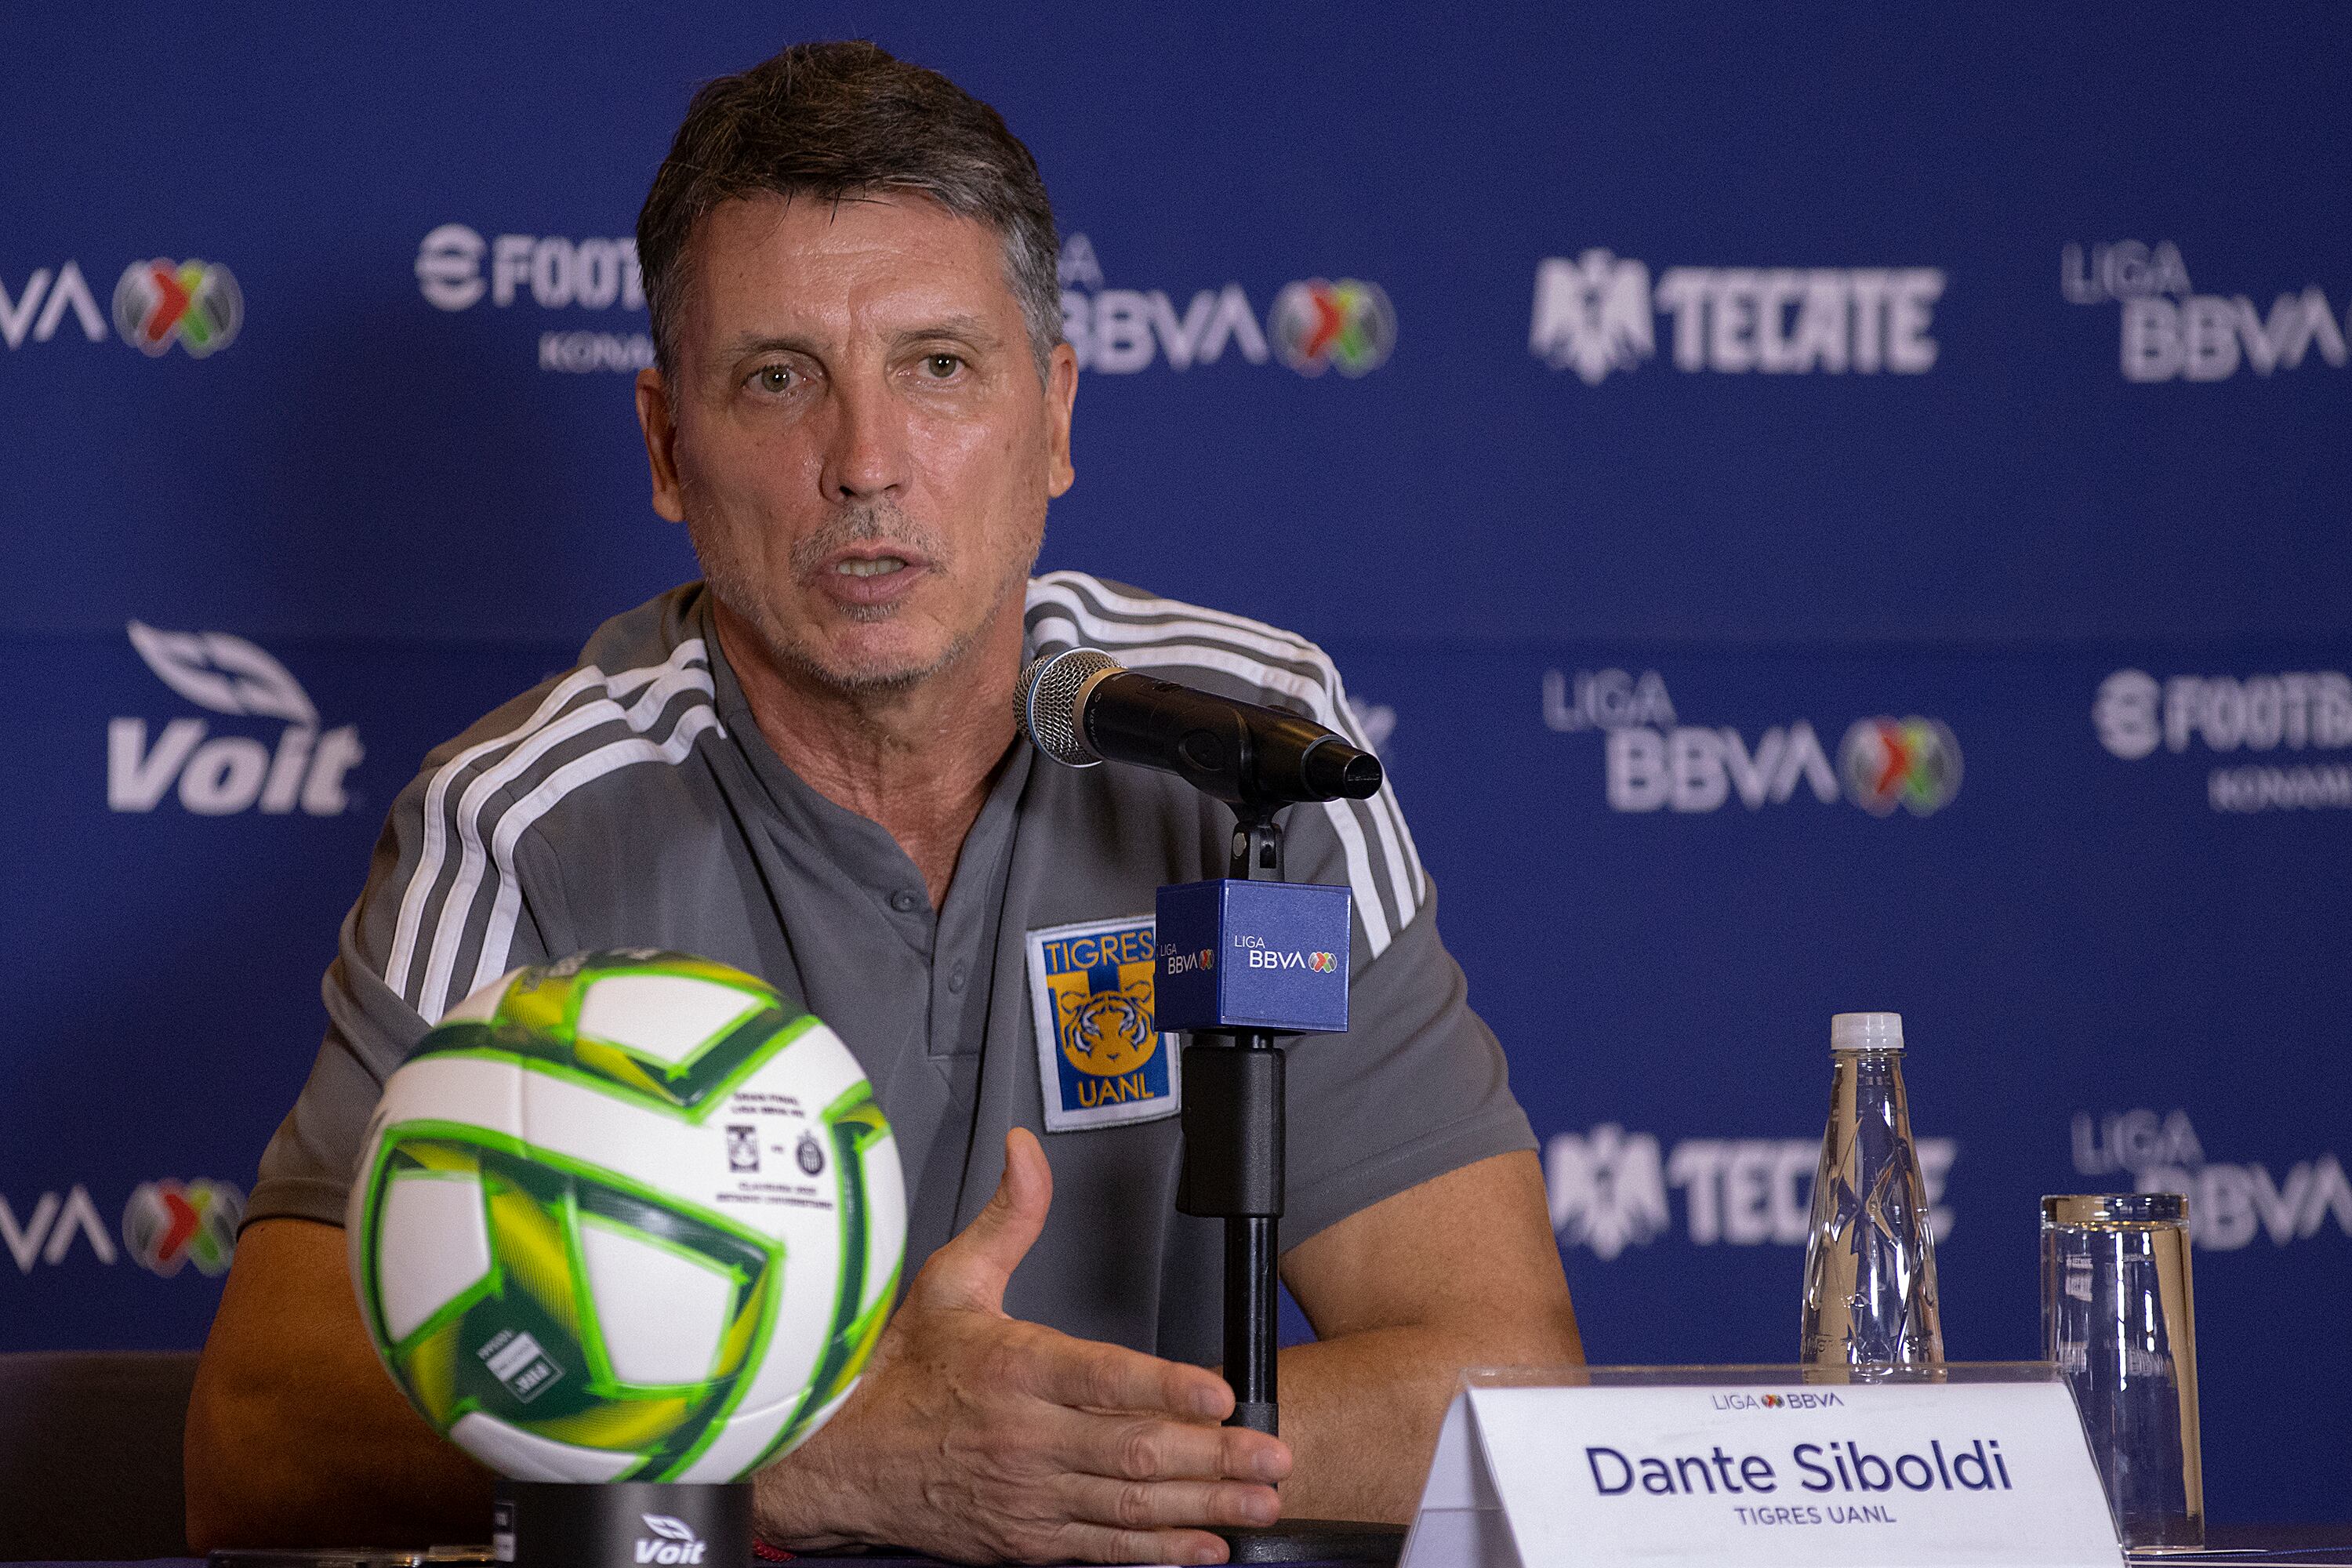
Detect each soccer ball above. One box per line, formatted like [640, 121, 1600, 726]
[348, 950, 905, 1484]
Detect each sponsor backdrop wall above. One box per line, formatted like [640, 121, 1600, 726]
[5, 2, 2347, 1523]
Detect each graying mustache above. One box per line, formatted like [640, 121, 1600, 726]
[789, 506, 951, 576]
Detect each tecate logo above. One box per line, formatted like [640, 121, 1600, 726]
[635, 1515, 706, 1565]
[1531, 250, 1944, 383]
[110, 622, 361, 815]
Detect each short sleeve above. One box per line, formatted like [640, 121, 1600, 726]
[1236, 649, 1535, 1245]
[245, 699, 568, 1230]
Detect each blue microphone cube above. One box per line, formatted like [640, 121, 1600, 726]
[1155, 879, 1351, 1035]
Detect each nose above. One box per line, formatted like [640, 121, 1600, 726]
[819, 372, 910, 503]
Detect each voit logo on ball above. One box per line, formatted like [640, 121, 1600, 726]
[110, 621, 363, 816]
[1057, 233, 1395, 378]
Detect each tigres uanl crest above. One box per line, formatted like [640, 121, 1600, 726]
[1026, 916, 1180, 1132]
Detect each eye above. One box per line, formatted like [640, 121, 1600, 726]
[750, 365, 793, 394]
[923, 354, 964, 379]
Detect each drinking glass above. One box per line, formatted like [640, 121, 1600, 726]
[2042, 1192, 2203, 1552]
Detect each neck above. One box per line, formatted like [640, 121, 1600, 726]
[713, 596, 1022, 908]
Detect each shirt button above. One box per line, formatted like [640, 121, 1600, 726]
[947, 960, 968, 993]
[889, 889, 921, 913]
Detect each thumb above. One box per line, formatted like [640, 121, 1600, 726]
[911, 1127, 1052, 1314]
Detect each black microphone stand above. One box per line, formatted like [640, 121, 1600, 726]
[1174, 801, 1402, 1564]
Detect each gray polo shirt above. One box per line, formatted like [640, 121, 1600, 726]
[249, 571, 1533, 1363]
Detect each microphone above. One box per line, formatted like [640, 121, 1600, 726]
[1018, 648, 1384, 807]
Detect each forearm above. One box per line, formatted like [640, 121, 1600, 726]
[185, 1361, 491, 1551]
[1273, 1312, 1577, 1523]
[185, 1218, 493, 1552]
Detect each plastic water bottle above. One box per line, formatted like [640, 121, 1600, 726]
[1799, 1012, 1944, 1365]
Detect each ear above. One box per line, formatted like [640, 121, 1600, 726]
[1043, 340, 1077, 499]
[635, 366, 687, 523]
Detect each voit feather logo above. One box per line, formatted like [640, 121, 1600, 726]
[109, 622, 362, 816]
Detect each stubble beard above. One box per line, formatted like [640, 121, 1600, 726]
[690, 498, 1043, 699]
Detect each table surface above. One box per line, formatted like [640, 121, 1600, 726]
[11, 1525, 2352, 1568]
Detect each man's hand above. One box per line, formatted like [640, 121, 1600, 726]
[756, 1129, 1289, 1564]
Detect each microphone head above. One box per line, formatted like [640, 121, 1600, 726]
[1018, 647, 1122, 767]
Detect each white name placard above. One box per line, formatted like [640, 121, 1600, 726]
[1400, 1371, 2122, 1568]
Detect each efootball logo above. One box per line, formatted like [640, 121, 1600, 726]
[1839, 717, 1963, 817]
[122, 1178, 244, 1278]
[113, 260, 242, 358]
[1269, 279, 1396, 377]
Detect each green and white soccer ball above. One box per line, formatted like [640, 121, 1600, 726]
[348, 950, 905, 1484]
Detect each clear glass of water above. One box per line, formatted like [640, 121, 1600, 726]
[2042, 1193, 2203, 1552]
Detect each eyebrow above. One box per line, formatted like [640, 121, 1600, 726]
[719, 314, 1007, 365]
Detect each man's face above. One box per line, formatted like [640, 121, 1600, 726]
[637, 191, 1076, 693]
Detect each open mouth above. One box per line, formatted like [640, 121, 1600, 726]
[835, 557, 908, 578]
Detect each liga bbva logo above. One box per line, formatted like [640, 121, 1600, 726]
[1530, 250, 1944, 383]
[109, 622, 361, 816]
[2074, 1109, 2350, 1251]
[1056, 234, 1396, 378]
[1544, 668, 1962, 817]
[2061, 241, 2350, 383]
[2, 259, 241, 356]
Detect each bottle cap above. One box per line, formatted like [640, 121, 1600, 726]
[1830, 1011, 1904, 1051]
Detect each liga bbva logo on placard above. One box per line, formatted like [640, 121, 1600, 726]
[109, 622, 362, 816]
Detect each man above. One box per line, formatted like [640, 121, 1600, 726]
[184, 41, 1580, 1565]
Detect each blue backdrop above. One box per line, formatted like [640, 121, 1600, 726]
[5, 2, 2347, 1523]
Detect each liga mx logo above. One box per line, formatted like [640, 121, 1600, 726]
[1269, 279, 1396, 376]
[122, 1178, 244, 1278]
[112, 259, 242, 358]
[1026, 916, 1179, 1132]
[1839, 717, 1963, 817]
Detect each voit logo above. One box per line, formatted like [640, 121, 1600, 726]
[2074, 1109, 2350, 1250]
[415, 223, 651, 374]
[2095, 668, 2352, 814]
[1545, 1123, 1956, 1260]
[634, 1514, 707, 1565]
[2062, 241, 2349, 383]
[110, 622, 363, 816]
[1058, 234, 1395, 377]
[1544, 668, 1962, 816]
[3, 259, 241, 356]
[1530, 250, 1944, 383]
